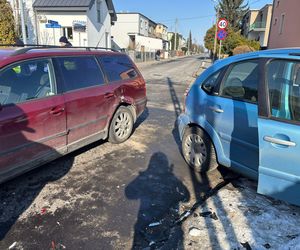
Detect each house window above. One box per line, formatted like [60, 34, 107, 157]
[279, 13, 285, 35]
[277, 0, 280, 7]
[62, 27, 73, 40]
[97, 0, 101, 23]
[274, 18, 278, 25]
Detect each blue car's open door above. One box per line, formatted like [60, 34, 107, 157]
[257, 58, 300, 206]
[257, 118, 300, 206]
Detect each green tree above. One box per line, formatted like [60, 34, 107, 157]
[222, 28, 244, 55]
[198, 45, 205, 53]
[204, 25, 217, 52]
[218, 0, 249, 31]
[0, 0, 17, 45]
[204, 25, 260, 56]
[188, 30, 192, 52]
[170, 33, 180, 50]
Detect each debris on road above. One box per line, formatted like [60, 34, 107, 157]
[149, 241, 155, 246]
[189, 227, 201, 237]
[175, 210, 191, 224]
[287, 234, 299, 240]
[8, 242, 17, 249]
[51, 241, 66, 250]
[210, 212, 218, 220]
[41, 207, 47, 215]
[176, 178, 234, 225]
[263, 243, 271, 249]
[241, 241, 252, 250]
[149, 221, 162, 227]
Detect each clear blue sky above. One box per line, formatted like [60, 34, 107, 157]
[113, 0, 273, 45]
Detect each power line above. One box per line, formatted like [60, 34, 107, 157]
[114, 15, 214, 24]
[158, 15, 214, 23]
[249, 0, 264, 5]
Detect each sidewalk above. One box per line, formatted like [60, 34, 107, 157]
[180, 177, 300, 249]
[135, 55, 203, 69]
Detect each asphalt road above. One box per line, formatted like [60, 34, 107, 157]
[0, 55, 225, 249]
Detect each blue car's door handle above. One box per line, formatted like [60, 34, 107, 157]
[263, 136, 296, 147]
[209, 106, 224, 113]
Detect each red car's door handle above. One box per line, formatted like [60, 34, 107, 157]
[50, 107, 65, 116]
[104, 92, 115, 99]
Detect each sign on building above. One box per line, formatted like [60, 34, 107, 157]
[45, 20, 61, 28]
[73, 21, 87, 33]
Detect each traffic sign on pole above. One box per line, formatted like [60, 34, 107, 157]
[217, 30, 227, 40]
[218, 18, 228, 30]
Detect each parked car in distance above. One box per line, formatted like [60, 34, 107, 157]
[177, 48, 300, 206]
[0, 47, 147, 183]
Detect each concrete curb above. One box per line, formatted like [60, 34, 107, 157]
[136, 55, 193, 68]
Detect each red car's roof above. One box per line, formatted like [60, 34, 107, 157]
[0, 47, 122, 68]
[0, 49, 16, 61]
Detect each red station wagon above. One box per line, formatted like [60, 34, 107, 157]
[0, 47, 147, 183]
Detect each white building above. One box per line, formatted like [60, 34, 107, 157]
[9, 0, 117, 47]
[111, 13, 163, 52]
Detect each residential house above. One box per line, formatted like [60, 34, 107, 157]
[155, 23, 169, 50]
[241, 4, 273, 49]
[9, 0, 117, 47]
[111, 13, 163, 52]
[155, 23, 168, 40]
[268, 0, 300, 48]
[33, 0, 117, 47]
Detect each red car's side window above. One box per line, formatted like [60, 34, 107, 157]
[55, 56, 105, 92]
[0, 59, 55, 105]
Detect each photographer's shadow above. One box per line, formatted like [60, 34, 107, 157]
[125, 152, 190, 249]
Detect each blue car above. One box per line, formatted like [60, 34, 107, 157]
[177, 49, 300, 206]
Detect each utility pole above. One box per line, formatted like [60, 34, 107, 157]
[218, 40, 222, 59]
[213, 5, 219, 61]
[174, 18, 178, 51]
[19, 0, 27, 44]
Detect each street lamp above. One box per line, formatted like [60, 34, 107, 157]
[210, 0, 219, 60]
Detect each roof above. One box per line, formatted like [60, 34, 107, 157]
[156, 23, 168, 28]
[106, 0, 117, 22]
[0, 49, 15, 61]
[195, 48, 300, 83]
[116, 12, 157, 26]
[33, 0, 95, 8]
[33, 0, 117, 23]
[0, 48, 120, 68]
[213, 48, 300, 71]
[247, 3, 273, 14]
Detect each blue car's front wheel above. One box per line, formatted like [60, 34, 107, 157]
[182, 126, 218, 172]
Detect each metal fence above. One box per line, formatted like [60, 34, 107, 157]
[127, 50, 182, 63]
[127, 51, 156, 63]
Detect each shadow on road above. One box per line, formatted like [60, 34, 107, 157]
[125, 152, 190, 249]
[0, 105, 75, 241]
[134, 107, 149, 130]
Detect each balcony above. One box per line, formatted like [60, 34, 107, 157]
[249, 21, 266, 31]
